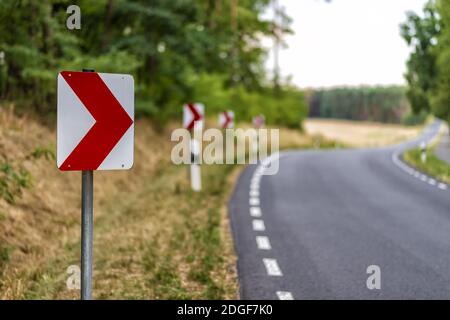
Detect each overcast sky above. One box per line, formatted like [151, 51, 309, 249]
[264, 0, 429, 88]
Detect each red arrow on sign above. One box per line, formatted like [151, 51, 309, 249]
[59, 71, 133, 171]
[222, 111, 233, 129]
[186, 103, 203, 130]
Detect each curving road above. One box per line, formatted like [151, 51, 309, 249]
[229, 120, 450, 299]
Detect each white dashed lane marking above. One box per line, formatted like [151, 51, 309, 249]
[276, 291, 294, 300]
[250, 183, 259, 191]
[250, 207, 262, 217]
[249, 190, 259, 197]
[249, 197, 260, 206]
[263, 258, 283, 276]
[256, 236, 271, 250]
[251, 176, 261, 183]
[248, 155, 287, 298]
[252, 219, 265, 231]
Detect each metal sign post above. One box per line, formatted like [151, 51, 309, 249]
[81, 170, 93, 300]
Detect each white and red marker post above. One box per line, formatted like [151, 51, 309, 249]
[252, 114, 265, 155]
[57, 69, 134, 299]
[183, 103, 204, 191]
[219, 110, 234, 129]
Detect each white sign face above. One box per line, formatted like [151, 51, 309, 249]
[57, 71, 134, 171]
[219, 111, 234, 129]
[183, 103, 204, 131]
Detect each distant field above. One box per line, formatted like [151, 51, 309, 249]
[304, 118, 423, 148]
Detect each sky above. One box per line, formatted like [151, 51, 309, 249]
[263, 0, 429, 88]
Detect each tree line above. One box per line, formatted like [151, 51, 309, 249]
[0, 0, 306, 128]
[307, 86, 413, 124]
[401, 0, 450, 125]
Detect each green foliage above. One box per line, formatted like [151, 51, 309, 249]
[0, 245, 11, 271]
[431, 0, 450, 123]
[308, 86, 409, 123]
[30, 145, 56, 161]
[402, 110, 428, 126]
[0, 161, 31, 204]
[189, 73, 307, 128]
[401, 0, 450, 125]
[0, 0, 304, 127]
[400, 0, 440, 114]
[404, 147, 450, 183]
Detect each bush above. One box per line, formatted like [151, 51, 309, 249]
[189, 73, 307, 128]
[402, 110, 428, 126]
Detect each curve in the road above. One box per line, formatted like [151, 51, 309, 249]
[229, 120, 450, 300]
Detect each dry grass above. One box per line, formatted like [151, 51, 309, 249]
[304, 118, 422, 148]
[0, 105, 238, 299]
[236, 122, 342, 151]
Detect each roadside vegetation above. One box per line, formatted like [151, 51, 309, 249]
[401, 0, 450, 127]
[306, 86, 413, 124]
[0, 106, 240, 299]
[404, 148, 450, 184]
[403, 123, 450, 184]
[0, 1, 307, 128]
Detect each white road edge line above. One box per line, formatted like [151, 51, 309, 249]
[392, 151, 448, 191]
[263, 258, 283, 276]
[276, 291, 294, 300]
[256, 236, 271, 250]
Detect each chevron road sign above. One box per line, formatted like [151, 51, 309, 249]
[57, 71, 134, 171]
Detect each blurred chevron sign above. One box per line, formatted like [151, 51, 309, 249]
[219, 110, 234, 129]
[183, 103, 204, 131]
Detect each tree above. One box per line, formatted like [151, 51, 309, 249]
[431, 0, 450, 123]
[400, 0, 440, 114]
[0, 1, 308, 127]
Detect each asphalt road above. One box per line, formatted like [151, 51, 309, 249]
[229, 120, 450, 299]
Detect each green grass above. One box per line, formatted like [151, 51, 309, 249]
[403, 148, 450, 183]
[0, 161, 31, 204]
[0, 245, 11, 271]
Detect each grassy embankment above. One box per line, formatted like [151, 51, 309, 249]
[0, 106, 345, 299]
[403, 124, 450, 183]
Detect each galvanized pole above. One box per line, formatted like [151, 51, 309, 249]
[81, 68, 95, 300]
[81, 170, 93, 300]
